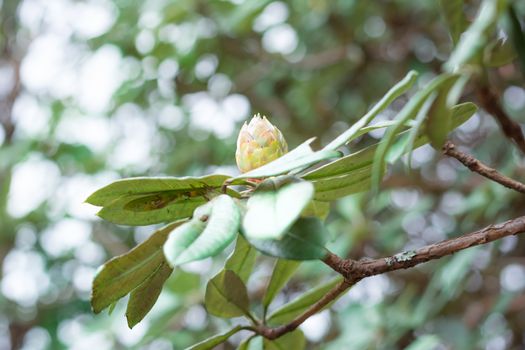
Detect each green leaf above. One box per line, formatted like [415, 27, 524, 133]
[86, 174, 231, 206]
[247, 217, 328, 260]
[303, 146, 376, 180]
[225, 234, 258, 283]
[233, 138, 341, 180]
[445, 0, 507, 72]
[263, 330, 306, 350]
[323, 70, 418, 151]
[371, 73, 459, 191]
[243, 176, 314, 240]
[303, 102, 478, 180]
[267, 277, 343, 324]
[426, 76, 462, 149]
[205, 269, 251, 318]
[262, 259, 301, 310]
[405, 94, 437, 167]
[164, 195, 241, 266]
[91, 220, 184, 313]
[126, 261, 172, 328]
[440, 0, 467, 44]
[310, 164, 372, 193]
[312, 172, 374, 202]
[303, 103, 477, 201]
[185, 325, 244, 350]
[97, 195, 207, 226]
[86, 174, 239, 226]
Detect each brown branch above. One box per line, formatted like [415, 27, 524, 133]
[323, 215, 525, 279]
[255, 279, 353, 340]
[443, 141, 525, 194]
[477, 86, 525, 155]
[254, 215, 525, 340]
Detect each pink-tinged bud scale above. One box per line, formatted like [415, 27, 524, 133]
[235, 114, 288, 173]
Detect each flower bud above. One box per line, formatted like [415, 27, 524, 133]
[235, 114, 288, 173]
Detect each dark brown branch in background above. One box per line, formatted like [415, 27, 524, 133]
[477, 86, 525, 155]
[252, 215, 525, 340]
[443, 141, 525, 194]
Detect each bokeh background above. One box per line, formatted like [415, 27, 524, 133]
[1, 0, 525, 349]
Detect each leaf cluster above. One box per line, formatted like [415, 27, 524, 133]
[86, 70, 478, 348]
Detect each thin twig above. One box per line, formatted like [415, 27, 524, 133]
[477, 86, 525, 155]
[443, 141, 525, 194]
[254, 215, 525, 340]
[255, 279, 354, 340]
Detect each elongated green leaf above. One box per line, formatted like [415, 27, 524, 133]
[247, 217, 328, 260]
[267, 277, 343, 324]
[323, 70, 418, 151]
[205, 269, 251, 318]
[313, 173, 374, 202]
[98, 195, 207, 226]
[311, 165, 372, 193]
[304, 146, 376, 181]
[225, 234, 258, 283]
[243, 176, 314, 240]
[440, 0, 467, 44]
[405, 94, 437, 167]
[87, 175, 239, 226]
[350, 120, 404, 138]
[288, 121, 403, 176]
[302, 102, 477, 181]
[371, 73, 459, 191]
[91, 220, 184, 313]
[126, 261, 172, 328]
[233, 138, 341, 180]
[303, 102, 476, 181]
[263, 259, 301, 309]
[86, 175, 231, 207]
[163, 195, 241, 267]
[186, 325, 244, 350]
[426, 76, 461, 148]
[445, 0, 506, 72]
[306, 103, 477, 201]
[263, 330, 306, 350]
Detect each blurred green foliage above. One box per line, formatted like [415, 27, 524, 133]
[1, 0, 525, 349]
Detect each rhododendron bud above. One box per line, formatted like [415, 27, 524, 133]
[235, 114, 288, 173]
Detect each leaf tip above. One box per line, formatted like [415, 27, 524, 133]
[125, 312, 138, 329]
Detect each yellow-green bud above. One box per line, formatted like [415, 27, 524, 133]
[235, 114, 288, 173]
